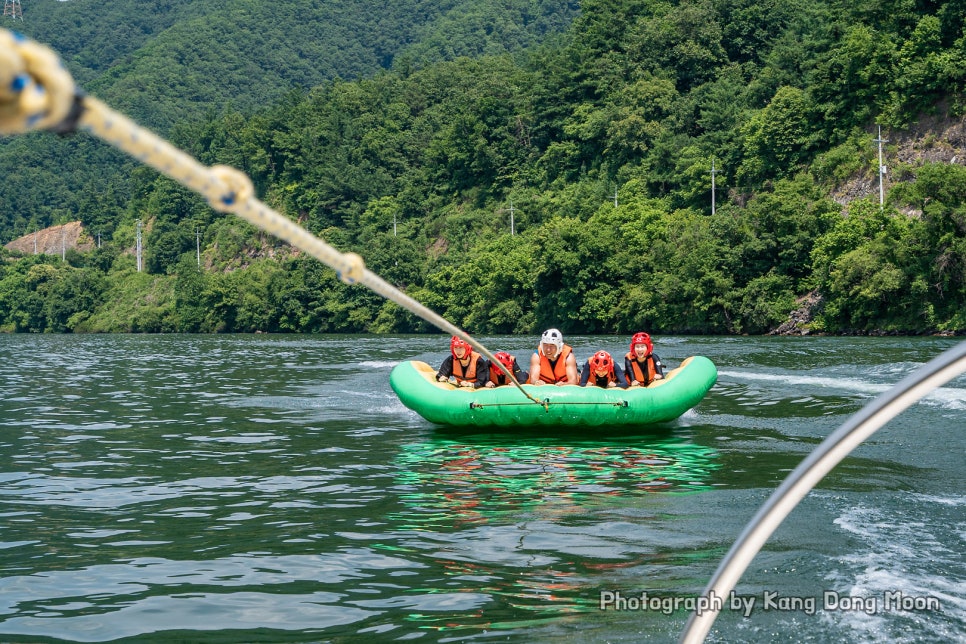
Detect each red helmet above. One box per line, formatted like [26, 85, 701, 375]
[629, 332, 653, 356]
[589, 350, 614, 373]
[494, 351, 515, 371]
[450, 336, 472, 357]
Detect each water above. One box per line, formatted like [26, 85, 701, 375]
[0, 334, 963, 643]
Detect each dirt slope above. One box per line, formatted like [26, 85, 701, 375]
[4, 221, 94, 256]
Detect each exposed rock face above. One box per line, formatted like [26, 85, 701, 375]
[831, 114, 966, 209]
[777, 113, 966, 334]
[4, 221, 93, 255]
[893, 111, 966, 166]
[769, 290, 823, 336]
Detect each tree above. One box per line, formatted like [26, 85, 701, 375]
[808, 23, 897, 135]
[44, 268, 108, 332]
[738, 86, 819, 186]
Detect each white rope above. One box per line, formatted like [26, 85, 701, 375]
[0, 31, 76, 133]
[0, 29, 537, 402]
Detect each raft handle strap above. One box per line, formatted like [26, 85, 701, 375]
[469, 399, 627, 410]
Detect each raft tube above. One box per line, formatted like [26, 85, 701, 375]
[390, 356, 717, 427]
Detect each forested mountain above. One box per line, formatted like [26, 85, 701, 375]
[0, 0, 579, 239]
[21, 0, 577, 131]
[1, 0, 965, 336]
[16, 0, 579, 128]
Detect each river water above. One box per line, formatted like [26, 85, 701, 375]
[0, 334, 963, 643]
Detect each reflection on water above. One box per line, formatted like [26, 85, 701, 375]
[392, 435, 719, 529]
[384, 434, 721, 636]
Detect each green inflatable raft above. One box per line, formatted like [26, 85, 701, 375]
[390, 356, 717, 427]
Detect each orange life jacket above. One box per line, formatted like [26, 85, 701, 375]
[453, 352, 482, 382]
[489, 362, 514, 385]
[589, 364, 618, 386]
[625, 353, 658, 385]
[538, 345, 573, 384]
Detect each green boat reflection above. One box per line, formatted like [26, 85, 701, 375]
[391, 435, 720, 529]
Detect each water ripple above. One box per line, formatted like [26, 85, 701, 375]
[0, 335, 962, 642]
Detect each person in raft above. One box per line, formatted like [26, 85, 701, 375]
[579, 350, 629, 388]
[528, 328, 579, 386]
[436, 336, 489, 388]
[485, 351, 529, 388]
[624, 331, 665, 386]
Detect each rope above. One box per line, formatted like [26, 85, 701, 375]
[470, 399, 627, 410]
[0, 31, 76, 133]
[0, 29, 542, 406]
[543, 400, 629, 407]
[471, 400, 550, 411]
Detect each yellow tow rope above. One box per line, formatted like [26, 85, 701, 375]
[0, 29, 543, 406]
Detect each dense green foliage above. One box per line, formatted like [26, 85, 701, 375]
[0, 0, 578, 239]
[1, 0, 965, 335]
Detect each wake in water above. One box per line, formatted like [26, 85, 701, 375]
[823, 493, 966, 642]
[719, 369, 966, 410]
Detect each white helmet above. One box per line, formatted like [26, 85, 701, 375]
[540, 328, 564, 353]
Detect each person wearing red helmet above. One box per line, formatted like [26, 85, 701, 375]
[485, 351, 529, 388]
[624, 331, 665, 386]
[436, 336, 489, 388]
[578, 350, 628, 388]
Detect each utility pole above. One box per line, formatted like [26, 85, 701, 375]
[96, 231, 101, 249]
[136, 220, 142, 272]
[196, 228, 201, 267]
[33, 230, 37, 254]
[509, 200, 515, 235]
[873, 125, 888, 208]
[710, 158, 720, 216]
[393, 211, 397, 237]
[613, 185, 619, 208]
[3, 0, 23, 21]
[505, 200, 517, 235]
[61, 226, 66, 261]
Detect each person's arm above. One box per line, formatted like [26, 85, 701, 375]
[614, 364, 629, 388]
[578, 360, 590, 386]
[436, 356, 454, 381]
[528, 352, 542, 385]
[563, 352, 579, 385]
[513, 359, 529, 384]
[652, 354, 665, 379]
[473, 358, 489, 388]
[485, 361, 497, 387]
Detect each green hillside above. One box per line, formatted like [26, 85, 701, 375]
[16, 0, 578, 129]
[1, 0, 965, 335]
[0, 0, 579, 239]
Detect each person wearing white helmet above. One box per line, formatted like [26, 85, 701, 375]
[528, 328, 578, 385]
